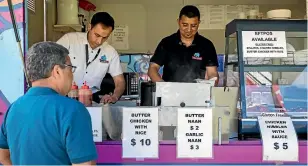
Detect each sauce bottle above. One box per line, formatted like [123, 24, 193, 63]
[79, 81, 92, 106]
[68, 82, 79, 100]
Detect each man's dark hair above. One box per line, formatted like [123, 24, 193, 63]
[179, 5, 200, 20]
[91, 12, 115, 30]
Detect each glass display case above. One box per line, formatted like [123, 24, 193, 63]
[224, 19, 307, 139]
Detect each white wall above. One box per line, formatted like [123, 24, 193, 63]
[87, 0, 306, 54]
[94, 3, 147, 53]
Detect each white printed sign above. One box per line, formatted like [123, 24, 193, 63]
[111, 25, 129, 50]
[87, 107, 103, 142]
[242, 31, 287, 58]
[177, 107, 213, 158]
[258, 112, 299, 162]
[122, 107, 159, 158]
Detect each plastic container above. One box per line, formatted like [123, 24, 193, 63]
[239, 12, 246, 19]
[248, 10, 258, 19]
[79, 81, 92, 106]
[57, 0, 79, 25]
[267, 9, 291, 19]
[68, 82, 79, 100]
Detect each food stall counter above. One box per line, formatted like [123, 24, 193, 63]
[95, 141, 307, 165]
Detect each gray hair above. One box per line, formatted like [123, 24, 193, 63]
[26, 41, 69, 82]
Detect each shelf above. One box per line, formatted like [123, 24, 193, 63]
[53, 24, 83, 32]
[225, 19, 308, 37]
[243, 65, 307, 72]
[224, 19, 308, 137]
[231, 65, 307, 72]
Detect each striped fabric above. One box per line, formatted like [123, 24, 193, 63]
[27, 0, 35, 12]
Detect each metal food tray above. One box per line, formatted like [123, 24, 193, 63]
[100, 104, 231, 142]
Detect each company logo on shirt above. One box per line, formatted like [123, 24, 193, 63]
[192, 52, 202, 60]
[100, 55, 109, 63]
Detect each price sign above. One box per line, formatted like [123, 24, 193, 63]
[122, 107, 159, 158]
[258, 113, 299, 162]
[131, 138, 151, 146]
[87, 107, 103, 142]
[242, 31, 287, 58]
[177, 107, 213, 158]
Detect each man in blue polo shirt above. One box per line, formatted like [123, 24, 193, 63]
[0, 42, 97, 165]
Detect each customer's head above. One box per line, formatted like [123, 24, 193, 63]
[178, 5, 200, 39]
[26, 42, 75, 95]
[87, 12, 115, 49]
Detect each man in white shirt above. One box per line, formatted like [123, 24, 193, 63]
[57, 12, 125, 103]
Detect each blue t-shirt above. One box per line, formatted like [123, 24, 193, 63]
[0, 87, 97, 165]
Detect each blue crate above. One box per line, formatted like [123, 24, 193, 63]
[217, 54, 225, 72]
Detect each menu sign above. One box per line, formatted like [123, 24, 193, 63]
[177, 108, 213, 158]
[258, 113, 299, 162]
[87, 107, 103, 142]
[242, 31, 287, 58]
[122, 107, 159, 158]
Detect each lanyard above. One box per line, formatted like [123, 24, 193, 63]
[85, 44, 101, 68]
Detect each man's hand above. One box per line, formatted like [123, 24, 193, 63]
[205, 66, 219, 86]
[148, 63, 164, 82]
[0, 149, 11, 165]
[100, 94, 118, 104]
[72, 160, 96, 165]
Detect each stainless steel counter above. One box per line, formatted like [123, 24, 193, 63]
[88, 101, 234, 143]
